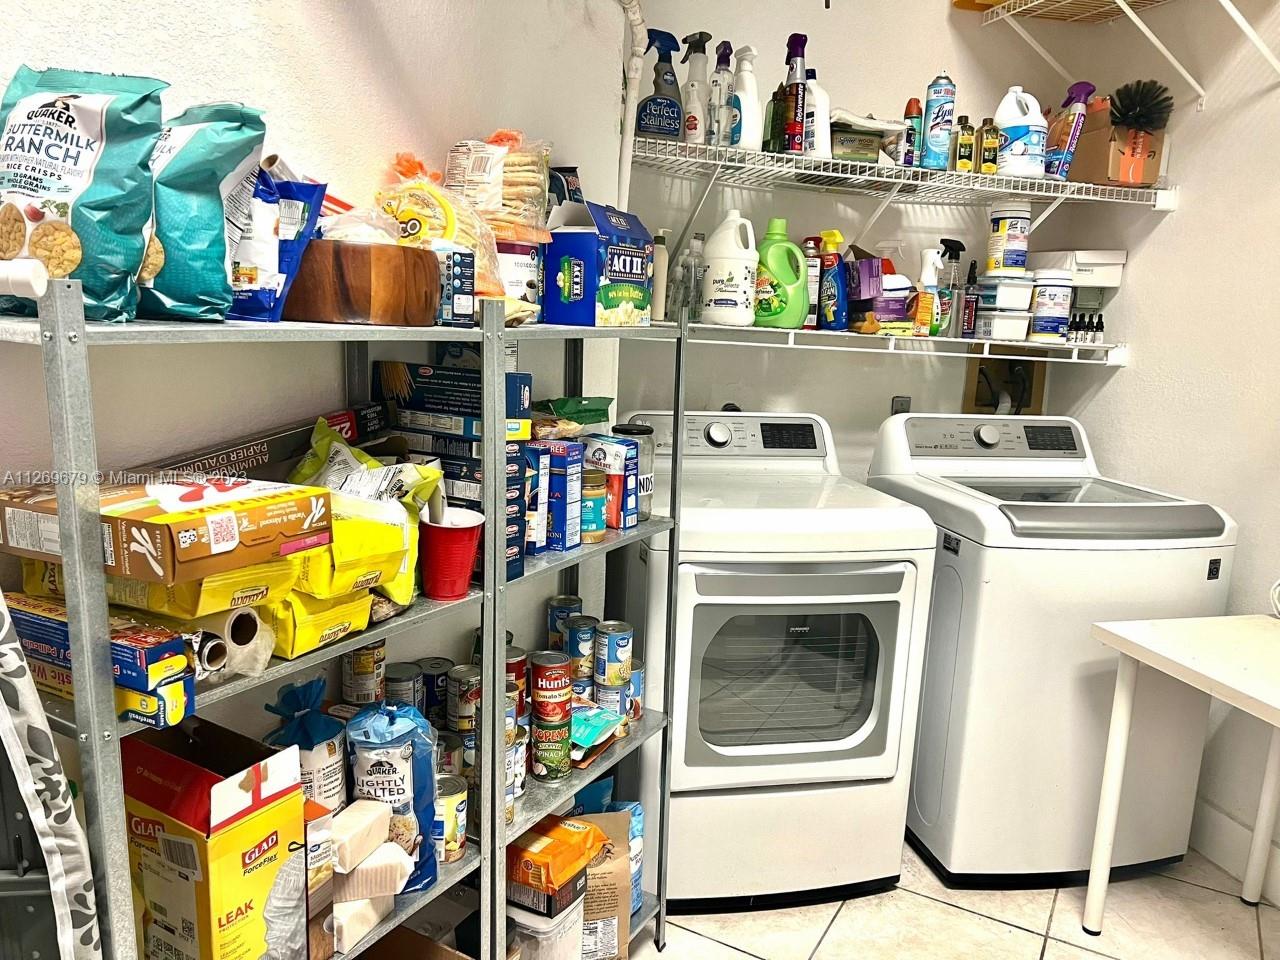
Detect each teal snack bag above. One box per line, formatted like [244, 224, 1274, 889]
[139, 103, 265, 321]
[0, 66, 167, 321]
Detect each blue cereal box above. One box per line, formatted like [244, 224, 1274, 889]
[374, 363, 532, 419]
[544, 202, 653, 327]
[526, 440, 583, 551]
[523, 444, 551, 555]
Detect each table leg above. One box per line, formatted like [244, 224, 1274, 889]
[1082, 654, 1139, 936]
[1241, 726, 1280, 905]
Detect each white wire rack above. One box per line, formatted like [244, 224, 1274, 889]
[982, 0, 1175, 24]
[630, 137, 1167, 208]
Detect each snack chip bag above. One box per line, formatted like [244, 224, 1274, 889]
[0, 66, 167, 321]
[139, 102, 265, 320]
[228, 168, 324, 321]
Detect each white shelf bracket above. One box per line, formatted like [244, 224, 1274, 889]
[672, 163, 722, 255]
[1113, 0, 1208, 109]
[1005, 16, 1075, 83]
[1213, 0, 1280, 80]
[854, 182, 904, 246]
[1030, 189, 1074, 233]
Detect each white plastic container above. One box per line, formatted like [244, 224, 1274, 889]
[1026, 249, 1127, 289]
[700, 209, 759, 326]
[508, 899, 585, 960]
[976, 274, 1034, 311]
[976, 308, 1031, 341]
[985, 200, 1032, 277]
[652, 229, 669, 323]
[1029, 268, 1074, 342]
[730, 45, 762, 150]
[803, 68, 832, 158]
[995, 86, 1047, 178]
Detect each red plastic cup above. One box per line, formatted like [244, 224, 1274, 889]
[421, 508, 485, 601]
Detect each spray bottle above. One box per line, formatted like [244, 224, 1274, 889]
[922, 71, 957, 171]
[900, 98, 923, 167]
[1045, 81, 1096, 180]
[817, 229, 848, 331]
[960, 259, 979, 338]
[729, 45, 761, 150]
[802, 235, 822, 328]
[637, 31, 684, 140]
[914, 248, 944, 337]
[803, 68, 832, 158]
[938, 239, 966, 336]
[681, 32, 712, 145]
[708, 40, 735, 146]
[783, 33, 808, 154]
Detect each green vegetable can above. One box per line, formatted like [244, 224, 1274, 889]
[531, 717, 572, 781]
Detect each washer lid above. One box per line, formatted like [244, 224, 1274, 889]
[660, 473, 937, 554]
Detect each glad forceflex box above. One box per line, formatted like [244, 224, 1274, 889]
[123, 719, 305, 960]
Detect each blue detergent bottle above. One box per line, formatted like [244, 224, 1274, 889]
[817, 229, 849, 331]
[637, 30, 684, 140]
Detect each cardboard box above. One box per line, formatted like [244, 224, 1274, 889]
[523, 444, 551, 555]
[526, 441, 583, 552]
[123, 719, 305, 960]
[395, 432, 521, 462]
[392, 412, 532, 443]
[1026, 249, 1128, 289]
[0, 479, 332, 585]
[831, 125, 881, 163]
[583, 435, 639, 530]
[435, 249, 476, 327]
[508, 865, 589, 918]
[373, 362, 532, 420]
[357, 925, 473, 960]
[8, 593, 189, 693]
[27, 653, 196, 728]
[1068, 100, 1166, 187]
[305, 800, 336, 960]
[578, 812, 634, 960]
[544, 201, 653, 327]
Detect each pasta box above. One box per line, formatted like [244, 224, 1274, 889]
[0, 479, 332, 584]
[543, 202, 653, 327]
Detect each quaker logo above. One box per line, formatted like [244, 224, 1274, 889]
[367, 758, 398, 778]
[242, 831, 279, 869]
[129, 815, 165, 842]
[27, 95, 81, 127]
[1207, 558, 1221, 581]
[942, 532, 961, 556]
[606, 244, 646, 283]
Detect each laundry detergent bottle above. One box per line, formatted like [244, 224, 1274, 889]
[700, 209, 758, 326]
[817, 229, 849, 331]
[996, 85, 1047, 178]
[753, 218, 808, 328]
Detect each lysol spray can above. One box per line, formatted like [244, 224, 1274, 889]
[922, 72, 956, 171]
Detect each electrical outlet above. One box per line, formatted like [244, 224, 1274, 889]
[891, 395, 912, 415]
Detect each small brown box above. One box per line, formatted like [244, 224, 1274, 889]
[1067, 101, 1167, 188]
[283, 239, 441, 326]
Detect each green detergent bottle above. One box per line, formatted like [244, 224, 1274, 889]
[753, 218, 809, 328]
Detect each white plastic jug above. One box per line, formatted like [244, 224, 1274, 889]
[995, 86, 1047, 179]
[700, 209, 759, 326]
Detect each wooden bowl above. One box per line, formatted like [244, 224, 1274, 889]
[282, 239, 440, 326]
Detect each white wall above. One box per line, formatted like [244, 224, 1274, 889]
[0, 0, 627, 735]
[622, 0, 1069, 475]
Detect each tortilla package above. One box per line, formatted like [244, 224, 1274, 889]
[139, 102, 265, 320]
[227, 168, 324, 321]
[0, 65, 167, 321]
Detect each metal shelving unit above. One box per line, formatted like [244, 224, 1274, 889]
[1, 285, 687, 960]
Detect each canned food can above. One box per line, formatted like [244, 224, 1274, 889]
[530, 651, 572, 725]
[512, 725, 529, 796]
[437, 731, 464, 776]
[506, 645, 529, 713]
[531, 718, 572, 781]
[471, 627, 515, 666]
[433, 775, 468, 864]
[384, 661, 425, 713]
[595, 682, 630, 732]
[571, 676, 595, 702]
[562, 615, 599, 661]
[547, 595, 582, 650]
[505, 776, 516, 824]
[628, 661, 645, 721]
[447, 664, 482, 732]
[342, 640, 385, 704]
[460, 730, 478, 784]
[593, 620, 634, 687]
[505, 682, 520, 746]
[418, 656, 454, 729]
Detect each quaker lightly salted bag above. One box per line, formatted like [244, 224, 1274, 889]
[0, 66, 167, 321]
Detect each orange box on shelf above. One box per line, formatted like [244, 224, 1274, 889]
[1067, 98, 1167, 188]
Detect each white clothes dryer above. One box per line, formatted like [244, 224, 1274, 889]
[868, 414, 1237, 885]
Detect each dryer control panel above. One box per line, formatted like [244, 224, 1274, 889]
[905, 417, 1086, 459]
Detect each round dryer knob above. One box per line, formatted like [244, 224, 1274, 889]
[704, 422, 733, 448]
[973, 424, 1002, 449]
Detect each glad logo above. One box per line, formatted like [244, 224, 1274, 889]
[242, 831, 278, 869]
[129, 816, 164, 841]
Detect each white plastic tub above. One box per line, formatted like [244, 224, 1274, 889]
[508, 898, 585, 960]
[976, 309, 1031, 341]
[976, 275, 1034, 312]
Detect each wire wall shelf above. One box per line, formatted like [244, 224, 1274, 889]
[982, 0, 1175, 24]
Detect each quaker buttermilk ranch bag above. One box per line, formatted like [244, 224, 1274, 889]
[0, 66, 167, 321]
[139, 102, 265, 320]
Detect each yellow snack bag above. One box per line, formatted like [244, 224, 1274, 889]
[295, 493, 409, 600]
[264, 590, 373, 659]
[21, 556, 298, 619]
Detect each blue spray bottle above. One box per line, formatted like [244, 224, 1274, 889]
[817, 229, 849, 331]
[637, 30, 684, 140]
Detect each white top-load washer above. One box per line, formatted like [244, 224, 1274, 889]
[868, 414, 1237, 885]
[619, 411, 936, 909]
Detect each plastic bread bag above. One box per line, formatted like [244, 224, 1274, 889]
[377, 153, 503, 296]
[484, 129, 552, 244]
[265, 678, 349, 812]
[347, 703, 438, 892]
[138, 102, 266, 320]
[318, 207, 400, 244]
[0, 66, 168, 321]
[227, 167, 325, 321]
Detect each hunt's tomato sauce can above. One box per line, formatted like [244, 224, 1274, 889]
[530, 651, 572, 725]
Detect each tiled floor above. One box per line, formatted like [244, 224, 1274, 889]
[631, 846, 1279, 959]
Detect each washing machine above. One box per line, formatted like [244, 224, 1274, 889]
[619, 411, 936, 910]
[868, 414, 1237, 886]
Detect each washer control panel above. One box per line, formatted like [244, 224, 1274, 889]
[627, 413, 830, 459]
[905, 417, 1085, 459]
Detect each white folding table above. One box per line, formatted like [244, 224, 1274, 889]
[1083, 614, 1280, 935]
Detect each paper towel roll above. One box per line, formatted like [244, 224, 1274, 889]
[0, 259, 49, 299]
